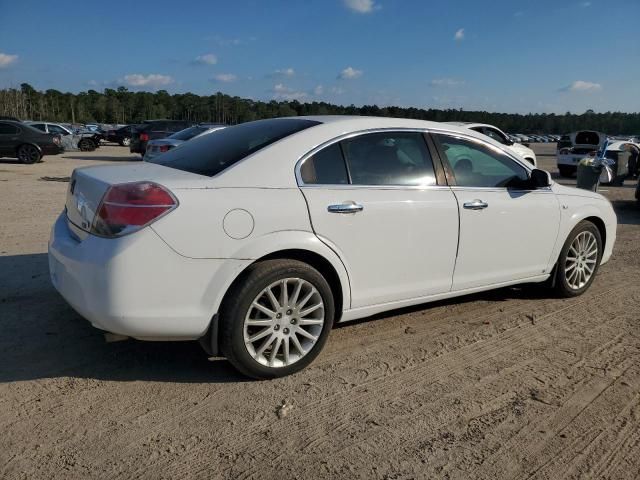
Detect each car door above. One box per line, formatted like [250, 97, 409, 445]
[0, 122, 21, 156]
[433, 132, 560, 291]
[299, 131, 459, 309]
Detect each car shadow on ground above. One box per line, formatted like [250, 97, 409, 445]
[0, 253, 247, 385]
[611, 199, 640, 225]
[62, 154, 141, 162]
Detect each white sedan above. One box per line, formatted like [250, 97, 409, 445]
[49, 116, 616, 379]
[444, 122, 538, 166]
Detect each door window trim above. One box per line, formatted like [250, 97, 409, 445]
[296, 128, 447, 188]
[429, 130, 538, 190]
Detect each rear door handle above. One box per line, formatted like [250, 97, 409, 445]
[327, 202, 364, 214]
[463, 199, 489, 210]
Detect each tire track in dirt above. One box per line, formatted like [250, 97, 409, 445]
[171, 286, 634, 479]
[470, 364, 640, 479]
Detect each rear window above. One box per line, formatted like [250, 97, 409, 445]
[149, 118, 320, 177]
[169, 126, 208, 141]
[575, 131, 601, 145]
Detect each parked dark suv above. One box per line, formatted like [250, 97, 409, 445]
[0, 120, 63, 163]
[105, 125, 137, 146]
[129, 120, 194, 155]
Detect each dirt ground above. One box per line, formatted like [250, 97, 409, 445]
[1, 143, 639, 479]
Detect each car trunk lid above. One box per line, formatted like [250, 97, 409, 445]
[65, 162, 210, 234]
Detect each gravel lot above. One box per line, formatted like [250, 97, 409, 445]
[1, 143, 639, 479]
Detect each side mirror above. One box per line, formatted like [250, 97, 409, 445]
[530, 168, 552, 188]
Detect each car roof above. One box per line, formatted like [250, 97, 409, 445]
[212, 115, 526, 189]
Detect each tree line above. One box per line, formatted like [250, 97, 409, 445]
[1, 83, 639, 134]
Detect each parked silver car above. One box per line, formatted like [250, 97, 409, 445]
[143, 123, 225, 161]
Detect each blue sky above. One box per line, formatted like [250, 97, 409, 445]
[0, 0, 638, 114]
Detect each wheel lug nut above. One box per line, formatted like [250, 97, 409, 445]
[276, 313, 282, 319]
[286, 309, 292, 315]
[283, 328, 289, 334]
[290, 318, 296, 324]
[274, 325, 280, 331]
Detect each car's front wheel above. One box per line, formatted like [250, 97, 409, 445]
[553, 221, 602, 297]
[78, 139, 95, 151]
[220, 259, 334, 379]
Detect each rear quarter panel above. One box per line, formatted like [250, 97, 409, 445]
[150, 187, 314, 259]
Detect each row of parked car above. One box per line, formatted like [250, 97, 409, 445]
[508, 133, 561, 144]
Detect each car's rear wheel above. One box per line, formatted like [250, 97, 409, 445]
[17, 144, 41, 164]
[220, 259, 334, 379]
[553, 221, 602, 297]
[120, 137, 131, 147]
[78, 139, 95, 151]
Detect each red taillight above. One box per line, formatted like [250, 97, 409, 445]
[140, 132, 149, 142]
[91, 182, 177, 237]
[159, 145, 170, 152]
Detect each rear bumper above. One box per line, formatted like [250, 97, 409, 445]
[48, 213, 237, 340]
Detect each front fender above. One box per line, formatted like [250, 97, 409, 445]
[546, 198, 616, 270]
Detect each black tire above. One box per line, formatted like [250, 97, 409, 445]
[558, 165, 574, 178]
[17, 144, 41, 164]
[78, 139, 95, 151]
[552, 220, 602, 298]
[219, 259, 335, 379]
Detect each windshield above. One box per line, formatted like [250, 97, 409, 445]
[169, 126, 208, 141]
[149, 118, 320, 177]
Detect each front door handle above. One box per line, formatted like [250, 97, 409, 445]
[327, 202, 364, 214]
[463, 199, 489, 210]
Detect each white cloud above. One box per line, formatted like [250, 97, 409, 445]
[271, 83, 308, 101]
[561, 80, 602, 92]
[87, 80, 99, 87]
[331, 86, 345, 95]
[343, 0, 380, 13]
[0, 52, 18, 68]
[338, 66, 363, 80]
[271, 67, 295, 78]
[193, 53, 218, 65]
[123, 74, 174, 88]
[581, 1, 592, 7]
[211, 73, 237, 83]
[430, 78, 465, 87]
[454, 28, 465, 41]
[313, 85, 324, 95]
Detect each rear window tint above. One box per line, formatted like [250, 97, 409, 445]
[149, 118, 320, 177]
[169, 126, 208, 141]
[575, 131, 601, 145]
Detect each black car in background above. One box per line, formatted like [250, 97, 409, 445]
[129, 120, 194, 155]
[105, 125, 137, 146]
[0, 120, 62, 163]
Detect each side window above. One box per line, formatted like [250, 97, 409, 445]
[341, 132, 436, 186]
[0, 122, 19, 134]
[435, 134, 528, 188]
[48, 125, 69, 135]
[482, 127, 509, 145]
[300, 142, 349, 185]
[30, 123, 46, 132]
[150, 122, 166, 132]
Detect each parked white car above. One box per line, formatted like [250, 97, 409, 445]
[445, 122, 537, 166]
[49, 116, 616, 378]
[557, 131, 608, 177]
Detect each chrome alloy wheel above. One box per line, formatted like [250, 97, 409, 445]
[565, 230, 599, 290]
[243, 278, 325, 368]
